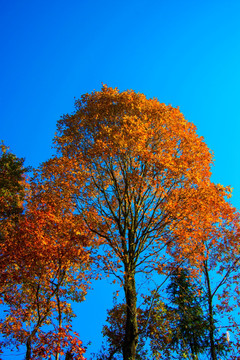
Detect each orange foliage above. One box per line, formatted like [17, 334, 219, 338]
[0, 178, 92, 359]
[52, 85, 236, 272]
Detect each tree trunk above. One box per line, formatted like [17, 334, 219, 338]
[123, 272, 138, 360]
[208, 296, 217, 360]
[204, 263, 217, 360]
[65, 350, 74, 360]
[26, 336, 32, 360]
[56, 290, 62, 360]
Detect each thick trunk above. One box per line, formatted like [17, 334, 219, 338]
[123, 273, 138, 360]
[65, 351, 74, 360]
[26, 328, 38, 360]
[204, 263, 217, 360]
[26, 337, 32, 360]
[56, 291, 62, 360]
[208, 297, 217, 360]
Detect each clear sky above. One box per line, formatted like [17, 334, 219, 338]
[1, 0, 240, 358]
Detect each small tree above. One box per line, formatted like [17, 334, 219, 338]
[166, 268, 210, 359]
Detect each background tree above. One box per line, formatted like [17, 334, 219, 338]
[46, 85, 237, 360]
[0, 175, 92, 360]
[0, 143, 27, 240]
[165, 268, 211, 359]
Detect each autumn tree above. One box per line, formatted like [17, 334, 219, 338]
[166, 195, 240, 360]
[198, 209, 240, 360]
[45, 85, 237, 360]
[0, 174, 92, 360]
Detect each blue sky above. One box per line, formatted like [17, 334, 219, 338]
[1, 0, 240, 358]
